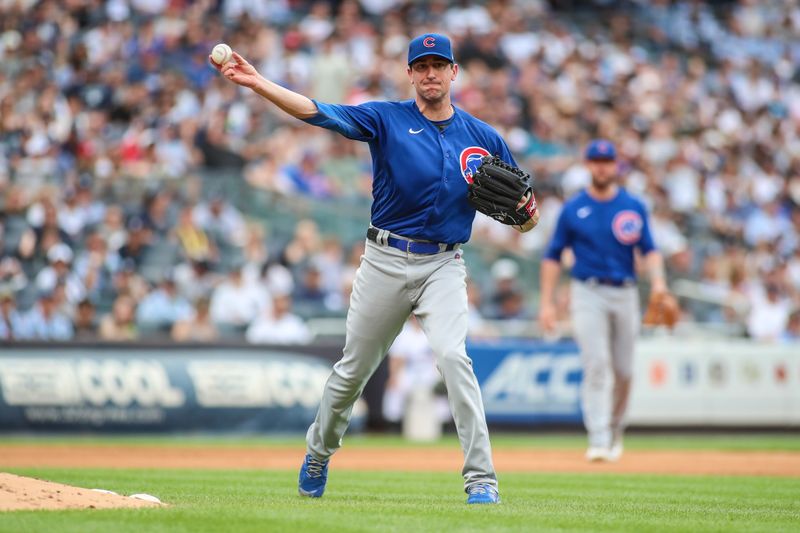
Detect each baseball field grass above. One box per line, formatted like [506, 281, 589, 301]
[2, 433, 799, 532]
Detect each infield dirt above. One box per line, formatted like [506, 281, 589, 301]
[2, 444, 799, 477]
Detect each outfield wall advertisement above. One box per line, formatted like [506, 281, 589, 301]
[0, 337, 797, 431]
[468, 337, 800, 427]
[626, 338, 800, 426]
[0, 349, 335, 432]
[467, 340, 583, 424]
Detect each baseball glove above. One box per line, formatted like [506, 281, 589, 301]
[467, 156, 539, 232]
[643, 291, 680, 329]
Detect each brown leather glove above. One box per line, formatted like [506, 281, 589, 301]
[643, 292, 680, 329]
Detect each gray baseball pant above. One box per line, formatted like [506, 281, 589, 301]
[306, 238, 497, 490]
[570, 279, 639, 448]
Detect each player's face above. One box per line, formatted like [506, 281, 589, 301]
[408, 56, 457, 103]
[586, 159, 617, 189]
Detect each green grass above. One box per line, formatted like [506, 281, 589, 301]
[2, 467, 799, 533]
[1, 432, 799, 451]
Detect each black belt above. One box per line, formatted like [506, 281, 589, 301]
[367, 227, 458, 255]
[577, 276, 635, 287]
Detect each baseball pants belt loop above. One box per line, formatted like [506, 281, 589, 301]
[366, 227, 458, 255]
[376, 228, 390, 246]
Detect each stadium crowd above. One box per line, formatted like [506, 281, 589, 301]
[1, 0, 799, 343]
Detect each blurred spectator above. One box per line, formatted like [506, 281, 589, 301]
[485, 258, 532, 320]
[246, 292, 312, 344]
[171, 297, 219, 342]
[314, 236, 345, 294]
[173, 258, 220, 304]
[35, 243, 86, 306]
[98, 205, 128, 253]
[783, 310, 800, 343]
[210, 261, 271, 329]
[0, 256, 28, 296]
[466, 280, 495, 338]
[744, 199, 792, 248]
[0, 290, 25, 340]
[491, 288, 533, 321]
[293, 261, 331, 310]
[281, 218, 322, 269]
[382, 316, 450, 425]
[99, 295, 138, 341]
[73, 177, 105, 229]
[649, 199, 692, 274]
[73, 231, 119, 302]
[141, 189, 176, 240]
[261, 260, 296, 299]
[280, 151, 337, 198]
[136, 273, 193, 330]
[174, 204, 216, 263]
[192, 194, 247, 248]
[18, 290, 74, 341]
[58, 188, 89, 241]
[241, 223, 270, 287]
[310, 35, 354, 104]
[72, 298, 99, 341]
[118, 216, 152, 268]
[111, 259, 150, 302]
[20, 198, 71, 264]
[746, 282, 792, 342]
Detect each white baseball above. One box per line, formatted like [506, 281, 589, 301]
[211, 43, 232, 65]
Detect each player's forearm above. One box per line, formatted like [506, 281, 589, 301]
[645, 251, 667, 293]
[539, 259, 561, 306]
[250, 76, 318, 119]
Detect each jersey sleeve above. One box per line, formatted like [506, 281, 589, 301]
[301, 100, 381, 142]
[544, 206, 570, 261]
[637, 204, 656, 254]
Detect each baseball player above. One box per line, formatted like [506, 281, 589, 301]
[213, 33, 526, 504]
[538, 140, 668, 462]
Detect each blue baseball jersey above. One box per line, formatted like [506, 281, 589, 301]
[302, 99, 517, 244]
[544, 188, 656, 282]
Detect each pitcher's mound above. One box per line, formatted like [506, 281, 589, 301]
[0, 473, 164, 511]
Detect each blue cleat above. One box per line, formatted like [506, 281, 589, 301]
[298, 454, 329, 498]
[466, 484, 500, 504]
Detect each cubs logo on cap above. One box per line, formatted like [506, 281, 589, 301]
[408, 33, 455, 65]
[585, 139, 617, 161]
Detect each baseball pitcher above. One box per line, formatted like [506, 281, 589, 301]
[212, 33, 539, 504]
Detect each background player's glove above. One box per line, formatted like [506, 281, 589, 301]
[467, 156, 539, 232]
[643, 291, 680, 329]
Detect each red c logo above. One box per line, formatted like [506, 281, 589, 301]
[423, 37, 435, 48]
[459, 146, 491, 183]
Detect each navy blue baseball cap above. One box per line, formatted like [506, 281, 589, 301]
[408, 33, 454, 65]
[585, 139, 617, 161]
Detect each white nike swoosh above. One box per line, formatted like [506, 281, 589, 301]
[408, 128, 424, 134]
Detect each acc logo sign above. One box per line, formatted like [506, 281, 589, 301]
[611, 210, 643, 245]
[423, 36, 436, 48]
[459, 146, 490, 184]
